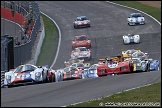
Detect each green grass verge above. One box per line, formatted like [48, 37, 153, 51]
[36, 13, 58, 66]
[68, 82, 161, 107]
[112, 1, 161, 22]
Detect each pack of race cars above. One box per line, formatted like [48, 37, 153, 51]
[3, 14, 160, 88]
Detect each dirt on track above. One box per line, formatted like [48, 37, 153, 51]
[136, 1, 161, 8]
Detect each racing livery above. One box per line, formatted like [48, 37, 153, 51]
[122, 49, 141, 59]
[128, 13, 145, 25]
[3, 64, 56, 87]
[86, 57, 134, 77]
[64, 58, 84, 67]
[132, 51, 149, 60]
[146, 58, 160, 71]
[71, 47, 92, 61]
[72, 35, 91, 49]
[123, 34, 140, 44]
[73, 16, 90, 28]
[128, 58, 150, 72]
[62, 66, 83, 80]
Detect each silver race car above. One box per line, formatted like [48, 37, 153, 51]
[132, 51, 149, 60]
[123, 34, 140, 44]
[71, 47, 92, 61]
[127, 13, 145, 25]
[64, 58, 84, 67]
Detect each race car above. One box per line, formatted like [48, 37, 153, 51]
[123, 34, 140, 44]
[73, 16, 90, 29]
[129, 58, 150, 72]
[132, 51, 149, 60]
[71, 35, 91, 49]
[145, 58, 160, 71]
[98, 55, 124, 64]
[71, 47, 92, 61]
[62, 66, 84, 80]
[64, 58, 84, 67]
[87, 57, 134, 77]
[127, 13, 145, 25]
[3, 64, 56, 88]
[71, 62, 90, 70]
[122, 49, 141, 59]
[82, 64, 99, 79]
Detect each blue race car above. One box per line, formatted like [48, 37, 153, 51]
[148, 59, 160, 71]
[82, 64, 99, 79]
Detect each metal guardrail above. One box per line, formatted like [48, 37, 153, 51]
[1, 71, 6, 87]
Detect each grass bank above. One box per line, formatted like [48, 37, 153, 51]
[68, 82, 161, 107]
[36, 13, 58, 66]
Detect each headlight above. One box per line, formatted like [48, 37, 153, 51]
[35, 72, 41, 76]
[137, 63, 140, 66]
[89, 70, 94, 74]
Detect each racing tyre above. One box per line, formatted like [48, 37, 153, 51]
[51, 74, 55, 82]
[146, 64, 150, 72]
[80, 73, 85, 79]
[42, 70, 49, 83]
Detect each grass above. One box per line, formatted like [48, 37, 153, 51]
[36, 13, 59, 66]
[112, 1, 161, 22]
[68, 82, 161, 107]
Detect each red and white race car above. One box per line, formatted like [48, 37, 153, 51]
[88, 57, 134, 77]
[71, 47, 92, 61]
[73, 16, 90, 29]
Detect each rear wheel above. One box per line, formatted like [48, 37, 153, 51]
[42, 70, 49, 83]
[51, 74, 55, 82]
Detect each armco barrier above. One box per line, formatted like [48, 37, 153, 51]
[1, 71, 6, 87]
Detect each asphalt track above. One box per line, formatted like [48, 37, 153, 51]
[1, 19, 23, 44]
[1, 1, 161, 107]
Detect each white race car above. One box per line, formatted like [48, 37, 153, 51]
[127, 13, 145, 25]
[71, 47, 92, 61]
[73, 16, 90, 29]
[132, 51, 149, 60]
[123, 34, 140, 44]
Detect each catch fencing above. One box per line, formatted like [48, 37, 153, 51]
[1, 1, 41, 71]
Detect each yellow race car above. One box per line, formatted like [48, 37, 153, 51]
[122, 49, 141, 60]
